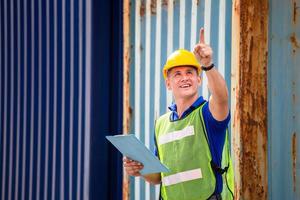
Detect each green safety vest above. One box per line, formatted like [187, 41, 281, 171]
[155, 102, 234, 200]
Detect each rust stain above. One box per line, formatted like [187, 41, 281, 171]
[292, 81, 297, 105]
[234, 0, 240, 15]
[140, 44, 144, 52]
[123, 174, 130, 200]
[123, 0, 131, 135]
[293, 0, 298, 24]
[140, 1, 146, 17]
[196, 0, 200, 6]
[162, 0, 168, 8]
[151, 0, 157, 15]
[139, 0, 158, 16]
[233, 0, 269, 199]
[290, 33, 300, 49]
[123, 0, 131, 199]
[292, 132, 297, 192]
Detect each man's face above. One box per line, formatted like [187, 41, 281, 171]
[165, 66, 201, 100]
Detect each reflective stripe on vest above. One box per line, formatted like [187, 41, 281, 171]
[158, 125, 194, 145]
[162, 168, 202, 186]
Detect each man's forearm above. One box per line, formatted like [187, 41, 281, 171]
[205, 67, 229, 104]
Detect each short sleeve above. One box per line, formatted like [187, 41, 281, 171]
[202, 102, 230, 133]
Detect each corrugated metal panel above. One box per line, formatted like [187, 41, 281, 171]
[268, 0, 300, 199]
[128, 0, 232, 199]
[0, 0, 91, 199]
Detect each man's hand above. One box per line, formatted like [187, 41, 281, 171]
[193, 28, 213, 67]
[123, 157, 144, 177]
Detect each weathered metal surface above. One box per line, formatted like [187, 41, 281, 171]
[123, 0, 131, 200]
[292, 132, 297, 192]
[231, 0, 268, 199]
[268, 0, 300, 199]
[0, 0, 92, 199]
[127, 0, 232, 199]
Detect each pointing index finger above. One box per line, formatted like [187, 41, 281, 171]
[199, 27, 205, 44]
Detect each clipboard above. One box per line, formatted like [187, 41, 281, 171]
[106, 134, 170, 175]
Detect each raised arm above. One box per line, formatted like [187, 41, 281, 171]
[193, 28, 229, 121]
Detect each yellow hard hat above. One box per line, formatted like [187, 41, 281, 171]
[163, 49, 201, 79]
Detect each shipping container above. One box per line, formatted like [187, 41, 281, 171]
[125, 0, 232, 199]
[0, 0, 92, 199]
[268, 0, 300, 199]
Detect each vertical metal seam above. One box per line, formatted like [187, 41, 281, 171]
[69, 0, 74, 199]
[145, 0, 151, 149]
[145, 0, 151, 199]
[83, 0, 91, 199]
[8, 0, 15, 199]
[154, 1, 162, 198]
[217, 0, 225, 75]
[21, 1, 28, 198]
[134, 0, 141, 199]
[166, 0, 174, 110]
[14, 0, 21, 198]
[77, 0, 82, 196]
[123, 0, 131, 199]
[0, 0, 4, 148]
[204, 0, 211, 44]
[43, 0, 50, 198]
[190, 0, 197, 51]
[29, 0, 35, 198]
[134, 0, 141, 141]
[51, 0, 58, 197]
[77, 0, 83, 199]
[36, 0, 43, 198]
[154, 0, 161, 121]
[179, 0, 185, 48]
[1, 1, 8, 198]
[202, 0, 211, 100]
[61, 0, 66, 198]
[0, 0, 2, 172]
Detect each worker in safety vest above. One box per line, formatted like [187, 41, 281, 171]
[123, 28, 234, 200]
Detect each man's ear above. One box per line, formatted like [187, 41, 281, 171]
[197, 75, 202, 86]
[165, 78, 172, 90]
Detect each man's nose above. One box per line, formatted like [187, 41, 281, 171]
[181, 74, 189, 81]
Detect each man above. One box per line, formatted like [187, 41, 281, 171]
[124, 28, 234, 200]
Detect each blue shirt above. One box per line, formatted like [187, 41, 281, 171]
[154, 96, 230, 195]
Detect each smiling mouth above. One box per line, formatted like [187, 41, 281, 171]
[179, 84, 191, 88]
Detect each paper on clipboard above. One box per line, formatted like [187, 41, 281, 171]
[106, 134, 170, 175]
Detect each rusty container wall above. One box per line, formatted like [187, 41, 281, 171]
[125, 0, 232, 199]
[268, 0, 300, 199]
[231, 0, 269, 199]
[123, 0, 131, 199]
